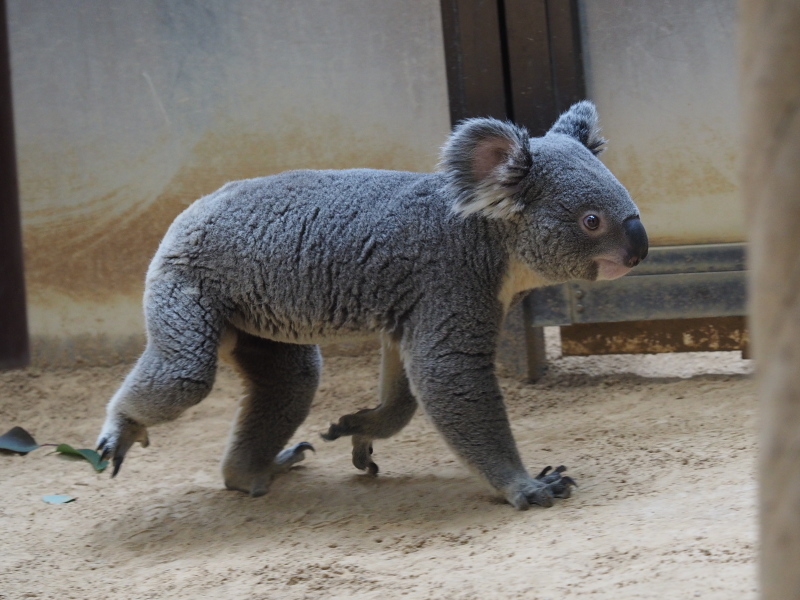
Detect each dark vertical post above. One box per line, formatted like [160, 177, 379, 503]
[440, 0, 586, 381]
[440, 0, 508, 123]
[440, 0, 525, 379]
[504, 0, 586, 380]
[545, 0, 586, 112]
[503, 0, 554, 136]
[0, 0, 30, 369]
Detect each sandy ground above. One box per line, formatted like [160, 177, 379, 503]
[0, 337, 757, 600]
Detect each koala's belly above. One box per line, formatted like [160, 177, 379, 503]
[219, 259, 410, 346]
[227, 308, 383, 346]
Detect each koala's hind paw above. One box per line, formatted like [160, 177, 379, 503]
[273, 441, 315, 474]
[506, 465, 577, 510]
[224, 442, 315, 498]
[96, 415, 150, 477]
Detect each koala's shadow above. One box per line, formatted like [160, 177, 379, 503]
[92, 469, 505, 556]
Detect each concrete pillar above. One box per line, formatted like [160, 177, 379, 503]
[740, 1, 800, 598]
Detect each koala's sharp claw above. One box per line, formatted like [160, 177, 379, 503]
[351, 437, 378, 474]
[536, 464, 572, 485]
[111, 456, 124, 478]
[97, 437, 111, 461]
[510, 464, 577, 508]
[96, 414, 149, 477]
[274, 441, 315, 471]
[295, 441, 315, 454]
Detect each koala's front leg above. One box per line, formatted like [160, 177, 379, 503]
[322, 335, 417, 474]
[404, 330, 575, 509]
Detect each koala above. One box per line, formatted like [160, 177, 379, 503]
[97, 101, 648, 510]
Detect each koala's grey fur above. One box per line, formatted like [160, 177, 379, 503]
[97, 101, 648, 510]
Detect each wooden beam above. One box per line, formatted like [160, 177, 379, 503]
[502, 0, 553, 135]
[560, 316, 748, 356]
[440, 0, 508, 124]
[544, 0, 585, 112]
[0, 0, 29, 370]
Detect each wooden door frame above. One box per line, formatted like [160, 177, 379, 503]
[440, 0, 585, 380]
[441, 0, 584, 130]
[0, 0, 30, 369]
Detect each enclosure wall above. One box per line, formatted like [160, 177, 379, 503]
[8, 0, 451, 366]
[579, 0, 741, 246]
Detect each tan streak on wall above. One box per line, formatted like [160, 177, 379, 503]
[22, 118, 429, 301]
[580, 0, 743, 245]
[9, 1, 451, 366]
[605, 143, 740, 246]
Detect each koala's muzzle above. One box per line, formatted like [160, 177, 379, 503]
[623, 216, 649, 267]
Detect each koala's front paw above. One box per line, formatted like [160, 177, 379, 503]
[351, 436, 379, 476]
[96, 414, 150, 477]
[506, 465, 577, 510]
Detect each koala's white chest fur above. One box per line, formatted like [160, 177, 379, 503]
[498, 259, 548, 314]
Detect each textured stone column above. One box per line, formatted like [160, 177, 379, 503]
[740, 1, 800, 598]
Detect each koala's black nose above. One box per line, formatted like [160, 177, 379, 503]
[623, 216, 649, 265]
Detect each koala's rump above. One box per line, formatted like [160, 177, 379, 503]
[149, 169, 457, 344]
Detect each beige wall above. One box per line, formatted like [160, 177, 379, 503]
[9, 1, 451, 365]
[10, 0, 744, 366]
[580, 0, 741, 246]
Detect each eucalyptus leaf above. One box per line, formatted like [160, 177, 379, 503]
[54, 443, 109, 472]
[42, 494, 75, 504]
[0, 426, 39, 454]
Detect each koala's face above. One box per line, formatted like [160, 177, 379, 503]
[441, 101, 648, 284]
[515, 135, 648, 283]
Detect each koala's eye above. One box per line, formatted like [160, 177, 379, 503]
[583, 214, 601, 231]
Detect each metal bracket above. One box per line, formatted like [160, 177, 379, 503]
[525, 243, 748, 327]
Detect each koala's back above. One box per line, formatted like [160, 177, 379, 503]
[149, 169, 488, 343]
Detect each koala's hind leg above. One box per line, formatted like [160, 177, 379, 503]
[321, 335, 417, 475]
[97, 276, 226, 475]
[222, 330, 321, 497]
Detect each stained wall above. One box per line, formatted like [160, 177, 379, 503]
[9, 0, 742, 366]
[579, 0, 741, 246]
[9, 0, 451, 365]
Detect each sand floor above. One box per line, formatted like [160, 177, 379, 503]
[0, 342, 757, 599]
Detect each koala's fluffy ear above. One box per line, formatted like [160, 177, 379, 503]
[548, 100, 607, 155]
[440, 118, 533, 219]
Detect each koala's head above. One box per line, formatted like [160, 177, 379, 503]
[440, 101, 648, 283]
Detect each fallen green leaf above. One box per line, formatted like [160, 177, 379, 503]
[54, 443, 108, 472]
[0, 426, 40, 454]
[42, 494, 75, 504]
